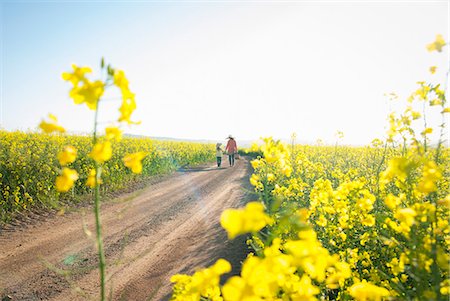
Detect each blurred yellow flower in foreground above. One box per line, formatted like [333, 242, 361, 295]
[123, 152, 147, 174]
[429, 66, 437, 74]
[220, 202, 272, 239]
[62, 64, 92, 86]
[171, 258, 231, 300]
[119, 97, 138, 124]
[58, 145, 77, 166]
[113, 70, 139, 124]
[69, 80, 104, 110]
[39, 114, 66, 133]
[105, 126, 122, 141]
[90, 141, 112, 163]
[348, 280, 390, 301]
[427, 34, 446, 52]
[86, 169, 102, 188]
[55, 167, 79, 192]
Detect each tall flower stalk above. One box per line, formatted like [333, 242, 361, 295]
[39, 58, 147, 300]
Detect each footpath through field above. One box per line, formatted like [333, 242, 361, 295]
[0, 157, 253, 301]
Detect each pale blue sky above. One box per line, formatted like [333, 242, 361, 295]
[1, 1, 449, 145]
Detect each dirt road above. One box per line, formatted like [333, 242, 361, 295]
[0, 157, 253, 301]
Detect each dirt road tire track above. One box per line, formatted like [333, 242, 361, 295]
[0, 157, 254, 301]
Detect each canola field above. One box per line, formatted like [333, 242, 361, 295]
[0, 131, 214, 222]
[171, 140, 450, 301]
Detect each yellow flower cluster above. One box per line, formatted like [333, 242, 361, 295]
[171, 259, 231, 301]
[44, 63, 148, 192]
[220, 202, 273, 239]
[62, 64, 104, 110]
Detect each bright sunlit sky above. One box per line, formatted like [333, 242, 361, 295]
[1, 0, 449, 145]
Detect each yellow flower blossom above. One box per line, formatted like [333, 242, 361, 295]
[123, 152, 147, 174]
[417, 161, 442, 194]
[55, 167, 78, 192]
[105, 126, 122, 141]
[171, 259, 231, 300]
[348, 280, 390, 301]
[384, 194, 401, 210]
[118, 96, 138, 124]
[249, 174, 260, 187]
[411, 111, 421, 120]
[57, 145, 77, 166]
[339, 232, 347, 241]
[441, 279, 450, 295]
[361, 214, 375, 227]
[39, 114, 66, 133]
[421, 127, 433, 136]
[86, 169, 102, 188]
[430, 99, 443, 106]
[266, 173, 275, 182]
[62, 64, 92, 86]
[429, 66, 437, 74]
[427, 34, 446, 52]
[438, 194, 450, 208]
[69, 80, 104, 110]
[380, 157, 416, 185]
[220, 202, 272, 239]
[250, 159, 261, 169]
[394, 208, 416, 227]
[360, 232, 371, 246]
[113, 70, 139, 124]
[90, 141, 112, 163]
[113, 70, 129, 91]
[317, 215, 327, 227]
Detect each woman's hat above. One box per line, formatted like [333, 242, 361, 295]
[227, 135, 234, 139]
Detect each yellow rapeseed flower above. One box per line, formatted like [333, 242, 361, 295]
[57, 145, 77, 166]
[421, 127, 433, 136]
[62, 64, 92, 86]
[427, 34, 446, 52]
[249, 174, 260, 187]
[361, 214, 375, 227]
[90, 141, 112, 163]
[394, 208, 416, 227]
[113, 70, 129, 90]
[417, 161, 442, 194]
[384, 194, 401, 210]
[39, 114, 66, 133]
[348, 280, 390, 301]
[123, 152, 147, 174]
[171, 258, 231, 300]
[105, 126, 122, 141]
[69, 80, 104, 110]
[429, 66, 437, 74]
[118, 96, 138, 124]
[220, 202, 272, 239]
[86, 169, 102, 188]
[55, 167, 79, 192]
[250, 159, 261, 169]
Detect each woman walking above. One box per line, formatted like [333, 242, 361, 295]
[225, 135, 238, 167]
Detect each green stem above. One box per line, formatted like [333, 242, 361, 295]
[93, 102, 106, 301]
[375, 141, 388, 196]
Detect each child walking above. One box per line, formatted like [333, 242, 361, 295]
[216, 143, 224, 167]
